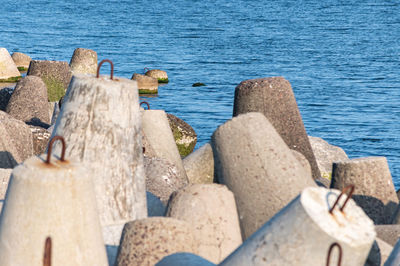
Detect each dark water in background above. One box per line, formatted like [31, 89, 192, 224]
[1, 1, 400, 186]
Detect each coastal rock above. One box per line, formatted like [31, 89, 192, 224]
[145, 69, 169, 83]
[0, 111, 34, 168]
[11, 52, 31, 72]
[167, 113, 197, 157]
[144, 156, 188, 204]
[69, 48, 98, 75]
[27, 60, 72, 102]
[331, 157, 398, 224]
[233, 77, 320, 180]
[166, 184, 242, 263]
[309, 135, 349, 182]
[212, 112, 316, 239]
[6, 76, 50, 127]
[132, 73, 158, 94]
[0, 48, 21, 83]
[116, 217, 198, 266]
[156, 253, 216, 266]
[183, 143, 214, 184]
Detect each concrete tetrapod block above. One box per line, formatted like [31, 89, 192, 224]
[11, 52, 31, 72]
[219, 186, 376, 266]
[384, 239, 400, 266]
[233, 77, 320, 180]
[211, 112, 316, 239]
[331, 157, 398, 224]
[0, 154, 108, 266]
[166, 184, 242, 263]
[115, 217, 199, 266]
[155, 253, 216, 266]
[167, 113, 197, 157]
[27, 60, 72, 102]
[69, 48, 98, 75]
[132, 73, 158, 94]
[51, 74, 147, 246]
[145, 69, 169, 83]
[366, 238, 393, 266]
[0, 48, 21, 82]
[6, 76, 50, 126]
[375, 225, 400, 246]
[0, 168, 12, 199]
[142, 109, 188, 184]
[183, 143, 214, 184]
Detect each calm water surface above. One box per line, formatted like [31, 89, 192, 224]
[1, 0, 400, 186]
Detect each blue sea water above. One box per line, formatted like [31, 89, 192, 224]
[1, 1, 400, 186]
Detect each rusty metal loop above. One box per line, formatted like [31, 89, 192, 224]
[97, 59, 114, 80]
[326, 242, 342, 266]
[140, 101, 150, 110]
[46, 136, 66, 164]
[43, 237, 52, 266]
[329, 184, 355, 214]
[144, 67, 150, 73]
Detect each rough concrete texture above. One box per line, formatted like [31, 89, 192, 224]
[331, 157, 398, 224]
[0, 154, 108, 266]
[51, 75, 147, 246]
[183, 143, 214, 184]
[0, 168, 11, 200]
[69, 48, 98, 75]
[29, 125, 51, 155]
[0, 111, 34, 168]
[377, 238, 393, 266]
[219, 187, 376, 266]
[167, 113, 197, 157]
[309, 135, 349, 181]
[131, 73, 158, 94]
[375, 225, 400, 246]
[11, 52, 31, 71]
[233, 77, 320, 179]
[6, 76, 50, 126]
[142, 109, 188, 184]
[116, 217, 198, 266]
[144, 156, 188, 204]
[166, 184, 242, 263]
[145, 69, 168, 82]
[0, 48, 21, 82]
[147, 191, 166, 217]
[212, 112, 316, 239]
[156, 253, 216, 266]
[27, 60, 72, 101]
[0, 87, 13, 111]
[291, 149, 312, 178]
[384, 239, 400, 266]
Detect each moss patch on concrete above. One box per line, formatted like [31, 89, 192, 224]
[139, 89, 158, 94]
[158, 78, 169, 83]
[171, 126, 196, 157]
[321, 172, 332, 180]
[0, 76, 22, 83]
[17, 66, 28, 72]
[42, 76, 65, 101]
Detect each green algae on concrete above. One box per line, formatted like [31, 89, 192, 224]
[0, 76, 22, 83]
[139, 89, 158, 94]
[42, 76, 66, 101]
[158, 78, 169, 83]
[167, 113, 197, 157]
[17, 67, 28, 72]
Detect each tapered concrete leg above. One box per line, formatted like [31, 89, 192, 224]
[212, 112, 316, 239]
[183, 143, 214, 184]
[166, 184, 242, 263]
[331, 157, 398, 224]
[51, 74, 147, 246]
[0, 154, 108, 266]
[219, 186, 375, 266]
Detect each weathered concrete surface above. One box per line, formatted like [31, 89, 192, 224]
[291, 149, 312, 178]
[309, 135, 349, 182]
[212, 112, 316, 239]
[331, 157, 398, 224]
[0, 168, 11, 200]
[11, 52, 31, 71]
[375, 225, 400, 246]
[377, 238, 393, 266]
[132, 73, 158, 94]
[219, 187, 376, 266]
[69, 48, 98, 75]
[142, 109, 188, 184]
[6, 76, 50, 126]
[145, 156, 188, 204]
[116, 217, 198, 266]
[166, 184, 242, 263]
[29, 125, 51, 155]
[0, 154, 108, 266]
[167, 113, 197, 157]
[51, 74, 147, 246]
[145, 69, 168, 83]
[27, 60, 72, 101]
[0, 48, 21, 82]
[156, 253, 216, 266]
[0, 111, 34, 168]
[384, 239, 400, 266]
[233, 77, 320, 179]
[183, 143, 214, 184]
